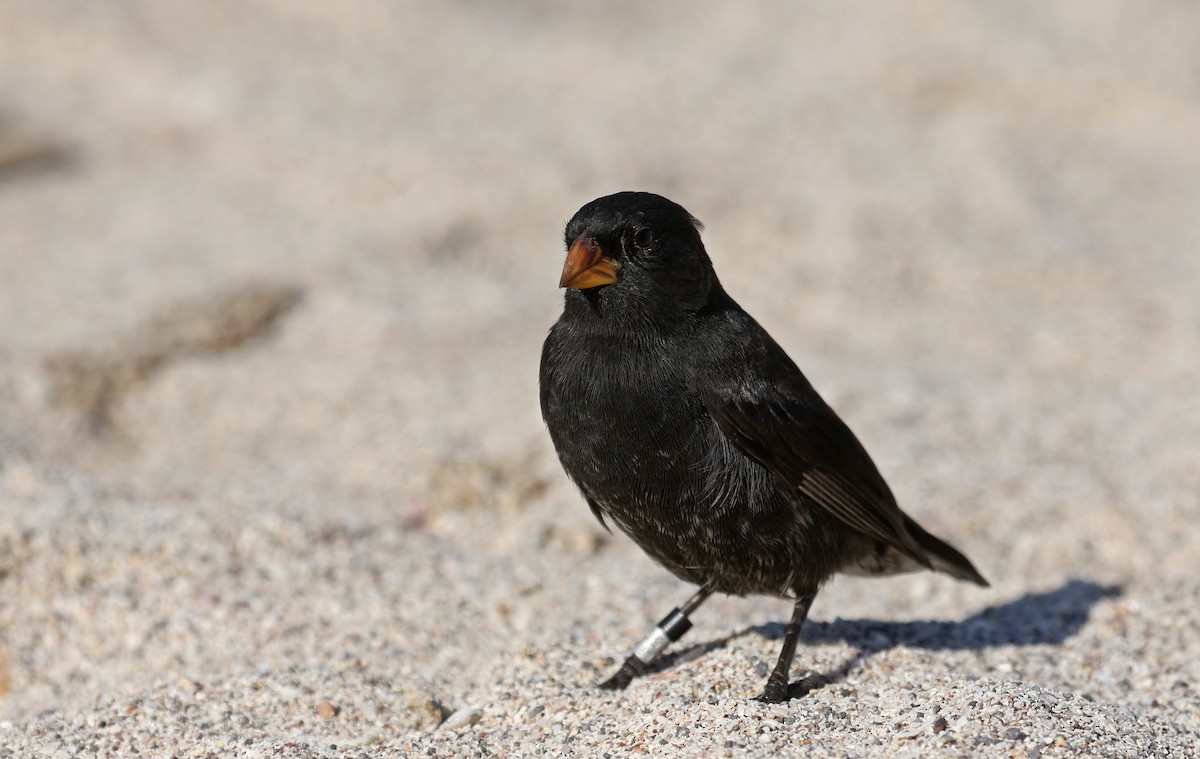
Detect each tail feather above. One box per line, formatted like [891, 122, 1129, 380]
[904, 516, 990, 587]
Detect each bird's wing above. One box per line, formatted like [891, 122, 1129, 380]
[583, 495, 611, 532]
[702, 384, 930, 567]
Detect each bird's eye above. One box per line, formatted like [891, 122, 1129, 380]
[633, 228, 654, 250]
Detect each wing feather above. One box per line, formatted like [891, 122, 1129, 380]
[703, 391, 931, 567]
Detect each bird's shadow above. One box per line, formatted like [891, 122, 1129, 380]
[645, 579, 1121, 699]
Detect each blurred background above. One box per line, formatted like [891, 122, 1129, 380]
[1, 0, 1198, 751]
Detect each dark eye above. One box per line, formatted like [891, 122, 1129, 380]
[633, 228, 654, 250]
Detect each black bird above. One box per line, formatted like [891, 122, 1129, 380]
[539, 192, 988, 702]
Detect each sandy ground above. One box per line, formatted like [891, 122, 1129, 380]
[2, 2, 1199, 756]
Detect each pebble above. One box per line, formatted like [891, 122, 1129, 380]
[440, 707, 481, 731]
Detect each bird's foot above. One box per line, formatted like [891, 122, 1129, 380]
[599, 655, 647, 690]
[754, 685, 790, 703]
[754, 674, 791, 703]
[754, 671, 829, 702]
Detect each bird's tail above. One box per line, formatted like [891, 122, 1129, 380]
[904, 516, 990, 587]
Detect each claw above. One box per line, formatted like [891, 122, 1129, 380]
[599, 656, 645, 690]
[755, 679, 791, 703]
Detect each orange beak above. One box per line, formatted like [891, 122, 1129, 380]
[559, 233, 621, 289]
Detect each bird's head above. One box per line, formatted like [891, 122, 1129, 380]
[559, 192, 718, 322]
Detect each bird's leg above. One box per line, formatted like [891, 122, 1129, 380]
[599, 584, 713, 690]
[756, 594, 816, 703]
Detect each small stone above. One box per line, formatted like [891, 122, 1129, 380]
[894, 722, 924, 740]
[1003, 727, 1027, 741]
[317, 701, 338, 718]
[406, 696, 450, 730]
[932, 717, 948, 733]
[423, 699, 450, 725]
[440, 707, 481, 731]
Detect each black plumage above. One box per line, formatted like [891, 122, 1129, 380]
[539, 192, 987, 701]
